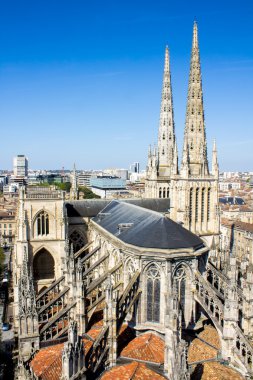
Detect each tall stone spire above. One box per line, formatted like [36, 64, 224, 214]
[182, 21, 209, 177]
[158, 46, 178, 177]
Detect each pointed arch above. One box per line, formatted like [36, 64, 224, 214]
[34, 210, 50, 236]
[145, 263, 161, 323]
[33, 248, 55, 280]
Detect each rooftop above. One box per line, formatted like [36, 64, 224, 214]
[120, 333, 164, 365]
[100, 361, 167, 380]
[65, 198, 170, 218]
[221, 217, 253, 233]
[92, 200, 204, 250]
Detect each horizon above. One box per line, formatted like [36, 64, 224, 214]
[0, 0, 252, 171]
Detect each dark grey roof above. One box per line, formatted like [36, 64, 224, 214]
[65, 198, 170, 217]
[92, 200, 203, 250]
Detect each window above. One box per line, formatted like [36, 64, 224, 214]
[189, 188, 193, 223]
[69, 231, 86, 253]
[201, 188, 205, 222]
[4, 224, 6, 228]
[195, 188, 199, 222]
[9, 224, 11, 228]
[174, 265, 187, 315]
[146, 266, 160, 323]
[33, 249, 55, 280]
[36, 211, 49, 236]
[159, 188, 162, 198]
[207, 188, 211, 221]
[163, 188, 166, 198]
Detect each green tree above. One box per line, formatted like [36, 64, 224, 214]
[78, 186, 100, 199]
[54, 182, 71, 192]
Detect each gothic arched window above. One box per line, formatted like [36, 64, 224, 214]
[36, 211, 49, 236]
[189, 188, 193, 223]
[69, 231, 86, 253]
[201, 188, 205, 222]
[195, 188, 199, 222]
[163, 188, 166, 198]
[33, 249, 55, 280]
[207, 188, 211, 221]
[146, 266, 161, 323]
[173, 265, 187, 314]
[159, 188, 162, 198]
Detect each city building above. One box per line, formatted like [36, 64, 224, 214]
[13, 155, 28, 177]
[90, 176, 127, 198]
[129, 162, 140, 173]
[11, 22, 253, 380]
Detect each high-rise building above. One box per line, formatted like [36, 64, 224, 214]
[130, 162, 140, 173]
[13, 155, 28, 177]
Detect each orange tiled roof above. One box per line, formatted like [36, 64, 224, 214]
[101, 361, 166, 380]
[188, 325, 243, 380]
[121, 333, 164, 364]
[30, 343, 64, 378]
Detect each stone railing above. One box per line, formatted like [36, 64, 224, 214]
[234, 324, 253, 373]
[195, 270, 224, 330]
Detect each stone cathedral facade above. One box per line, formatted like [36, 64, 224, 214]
[145, 22, 219, 248]
[13, 23, 253, 380]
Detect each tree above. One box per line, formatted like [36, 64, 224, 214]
[54, 182, 71, 192]
[78, 186, 100, 199]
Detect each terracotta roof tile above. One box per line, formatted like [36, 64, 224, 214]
[188, 325, 243, 380]
[30, 343, 64, 378]
[121, 333, 164, 364]
[101, 361, 166, 380]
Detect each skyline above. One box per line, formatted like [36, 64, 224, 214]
[0, 1, 253, 171]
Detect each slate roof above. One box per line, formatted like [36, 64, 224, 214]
[65, 198, 170, 217]
[92, 200, 203, 250]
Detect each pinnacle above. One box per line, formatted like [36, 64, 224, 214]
[193, 21, 198, 50]
[164, 45, 170, 73]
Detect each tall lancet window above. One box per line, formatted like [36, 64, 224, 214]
[174, 265, 187, 315]
[201, 188, 205, 222]
[195, 188, 199, 222]
[36, 211, 49, 236]
[146, 265, 161, 323]
[189, 188, 193, 223]
[207, 188, 211, 221]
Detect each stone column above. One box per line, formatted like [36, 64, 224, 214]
[222, 256, 238, 360]
[104, 276, 117, 368]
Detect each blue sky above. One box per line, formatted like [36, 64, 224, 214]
[0, 0, 252, 171]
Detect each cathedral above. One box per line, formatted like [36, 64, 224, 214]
[145, 22, 219, 249]
[13, 23, 253, 380]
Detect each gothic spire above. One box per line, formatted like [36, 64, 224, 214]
[158, 46, 178, 177]
[182, 21, 209, 176]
